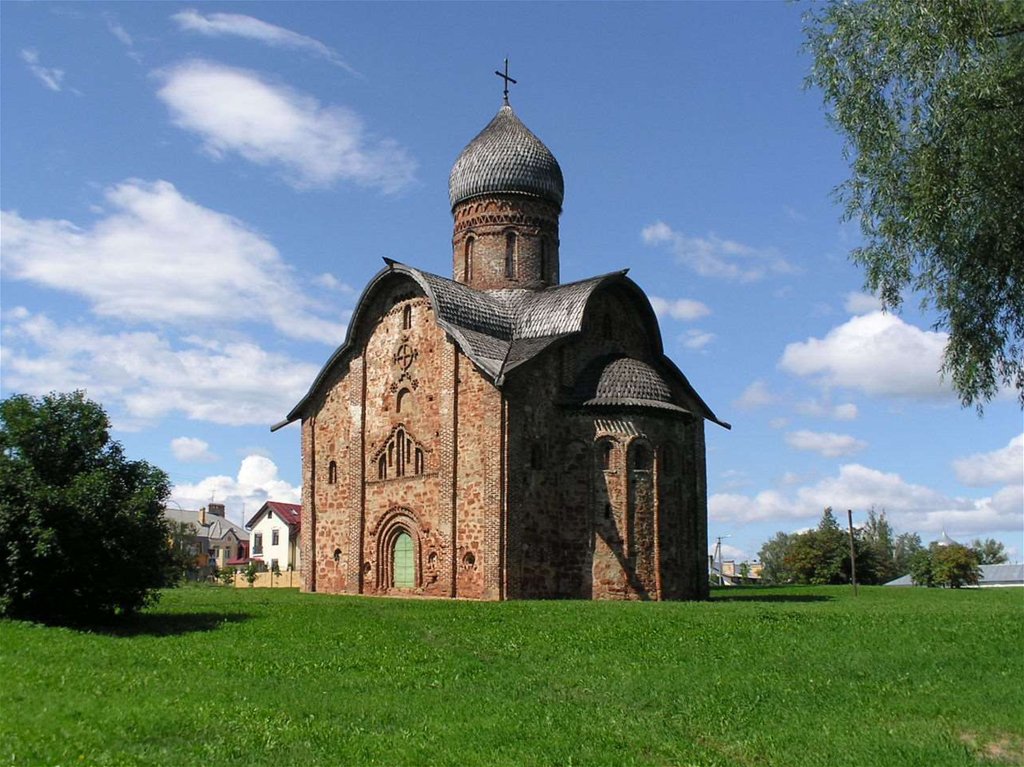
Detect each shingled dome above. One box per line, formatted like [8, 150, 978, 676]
[575, 356, 689, 413]
[449, 104, 564, 210]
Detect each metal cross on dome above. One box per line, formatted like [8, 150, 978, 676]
[495, 58, 517, 104]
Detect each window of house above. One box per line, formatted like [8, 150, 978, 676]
[328, 460, 337, 484]
[272, 529, 280, 546]
[253, 533, 263, 555]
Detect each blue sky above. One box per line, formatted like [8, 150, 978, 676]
[2, 2, 1021, 564]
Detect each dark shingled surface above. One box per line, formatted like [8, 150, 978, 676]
[449, 104, 564, 209]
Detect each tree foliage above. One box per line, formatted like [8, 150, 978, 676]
[970, 537, 1009, 564]
[0, 392, 174, 621]
[758, 531, 797, 584]
[805, 0, 1024, 408]
[910, 542, 983, 588]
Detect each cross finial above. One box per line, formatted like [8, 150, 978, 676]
[495, 58, 517, 105]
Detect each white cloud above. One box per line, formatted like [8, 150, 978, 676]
[1, 179, 345, 344]
[171, 437, 217, 463]
[156, 60, 415, 192]
[786, 429, 867, 458]
[796, 398, 859, 421]
[779, 311, 952, 399]
[710, 463, 1022, 539]
[315, 272, 355, 294]
[20, 49, 64, 92]
[735, 380, 777, 409]
[1, 309, 318, 428]
[844, 291, 882, 315]
[171, 454, 300, 527]
[105, 15, 134, 46]
[649, 296, 711, 321]
[642, 221, 795, 281]
[681, 329, 716, 350]
[172, 10, 359, 75]
[952, 434, 1024, 487]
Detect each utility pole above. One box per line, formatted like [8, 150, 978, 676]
[847, 509, 858, 596]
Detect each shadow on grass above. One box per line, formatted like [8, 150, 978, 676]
[710, 593, 834, 603]
[25, 611, 251, 638]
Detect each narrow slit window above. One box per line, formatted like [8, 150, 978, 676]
[402, 304, 412, 330]
[328, 460, 338, 484]
[505, 232, 517, 279]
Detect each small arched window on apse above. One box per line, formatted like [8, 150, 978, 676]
[328, 460, 338, 484]
[598, 440, 613, 471]
[402, 304, 412, 330]
[396, 387, 411, 414]
[378, 454, 387, 480]
[630, 442, 652, 472]
[505, 231, 517, 279]
[414, 447, 424, 475]
[464, 236, 475, 282]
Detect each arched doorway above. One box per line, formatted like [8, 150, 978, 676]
[393, 532, 414, 588]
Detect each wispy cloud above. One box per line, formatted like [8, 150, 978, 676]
[710, 463, 1022, 539]
[952, 434, 1024, 487]
[155, 60, 415, 192]
[1, 309, 319, 429]
[680, 329, 716, 351]
[649, 295, 711, 321]
[172, 10, 360, 76]
[734, 380, 777, 410]
[642, 221, 795, 281]
[785, 429, 867, 458]
[20, 49, 64, 91]
[171, 437, 218, 463]
[1, 179, 346, 343]
[844, 291, 882, 315]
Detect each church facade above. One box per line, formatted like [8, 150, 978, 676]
[275, 97, 728, 601]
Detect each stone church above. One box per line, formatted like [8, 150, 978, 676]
[274, 89, 729, 601]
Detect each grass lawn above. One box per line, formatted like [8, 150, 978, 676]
[2, 584, 1022, 766]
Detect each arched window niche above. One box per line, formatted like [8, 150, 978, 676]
[464, 235, 475, 282]
[327, 460, 338, 484]
[504, 231, 517, 279]
[402, 304, 412, 330]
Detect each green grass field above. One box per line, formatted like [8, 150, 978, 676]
[2, 584, 1021, 766]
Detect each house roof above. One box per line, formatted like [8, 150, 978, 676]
[246, 501, 301, 532]
[163, 507, 249, 542]
[885, 563, 1024, 587]
[274, 261, 729, 431]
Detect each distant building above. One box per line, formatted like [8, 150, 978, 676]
[246, 501, 302, 573]
[163, 503, 248, 573]
[885, 564, 1024, 588]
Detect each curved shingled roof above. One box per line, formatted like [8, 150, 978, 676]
[575, 356, 689, 413]
[449, 104, 564, 210]
[274, 261, 729, 430]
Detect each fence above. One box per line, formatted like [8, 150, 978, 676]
[231, 569, 300, 589]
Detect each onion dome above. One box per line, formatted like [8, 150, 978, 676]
[449, 104, 564, 210]
[575, 356, 689, 413]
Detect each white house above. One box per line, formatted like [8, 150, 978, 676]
[246, 501, 301, 573]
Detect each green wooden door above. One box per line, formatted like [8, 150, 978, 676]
[393, 532, 414, 588]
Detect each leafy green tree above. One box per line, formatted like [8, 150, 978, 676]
[932, 544, 982, 588]
[785, 508, 849, 585]
[805, 0, 1024, 408]
[970, 537, 1009, 565]
[909, 548, 935, 587]
[218, 566, 236, 587]
[893, 531, 925, 576]
[0, 392, 173, 621]
[758, 531, 796, 584]
[244, 561, 259, 588]
[860, 507, 897, 583]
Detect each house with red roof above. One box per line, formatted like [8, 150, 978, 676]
[245, 501, 302, 573]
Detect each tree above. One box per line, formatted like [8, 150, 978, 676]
[893, 531, 925, 576]
[910, 542, 982, 588]
[785, 508, 850, 585]
[758, 531, 796, 584]
[860, 507, 898, 583]
[971, 537, 1009, 565]
[0, 392, 174, 621]
[244, 561, 259, 588]
[805, 1, 1024, 408]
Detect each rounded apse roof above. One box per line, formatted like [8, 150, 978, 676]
[575, 356, 689, 414]
[449, 104, 564, 210]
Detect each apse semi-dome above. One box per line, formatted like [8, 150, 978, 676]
[449, 104, 564, 210]
[575, 356, 689, 413]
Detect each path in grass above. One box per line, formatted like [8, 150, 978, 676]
[2, 585, 1021, 766]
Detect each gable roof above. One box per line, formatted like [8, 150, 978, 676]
[163, 507, 249, 542]
[246, 501, 301, 533]
[274, 260, 729, 430]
